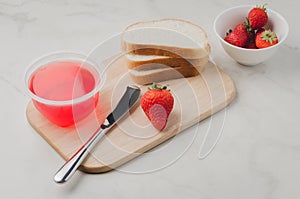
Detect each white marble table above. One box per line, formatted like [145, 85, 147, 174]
[1, 0, 299, 198]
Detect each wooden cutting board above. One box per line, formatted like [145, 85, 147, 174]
[26, 58, 236, 173]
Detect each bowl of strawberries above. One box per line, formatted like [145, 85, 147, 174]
[214, 5, 289, 66]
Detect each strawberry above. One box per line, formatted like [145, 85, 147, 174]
[235, 19, 254, 40]
[224, 28, 248, 48]
[255, 29, 278, 48]
[248, 5, 268, 30]
[245, 40, 257, 49]
[140, 83, 174, 131]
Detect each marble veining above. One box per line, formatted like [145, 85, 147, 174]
[0, 0, 299, 198]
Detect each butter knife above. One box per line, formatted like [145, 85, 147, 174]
[54, 85, 140, 183]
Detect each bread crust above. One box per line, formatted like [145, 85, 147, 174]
[125, 55, 209, 70]
[128, 63, 206, 85]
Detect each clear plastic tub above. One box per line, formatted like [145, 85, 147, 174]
[25, 52, 103, 127]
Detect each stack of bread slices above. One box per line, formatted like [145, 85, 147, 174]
[121, 19, 211, 85]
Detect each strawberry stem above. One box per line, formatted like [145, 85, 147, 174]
[149, 82, 170, 91]
[244, 18, 253, 32]
[256, 4, 267, 12]
[261, 30, 277, 44]
[226, 29, 232, 36]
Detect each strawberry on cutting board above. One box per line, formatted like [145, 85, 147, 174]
[140, 83, 174, 131]
[248, 5, 268, 30]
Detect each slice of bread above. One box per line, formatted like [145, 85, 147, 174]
[128, 63, 204, 85]
[122, 19, 210, 59]
[125, 54, 209, 71]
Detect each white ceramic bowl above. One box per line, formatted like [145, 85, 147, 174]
[214, 5, 289, 66]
